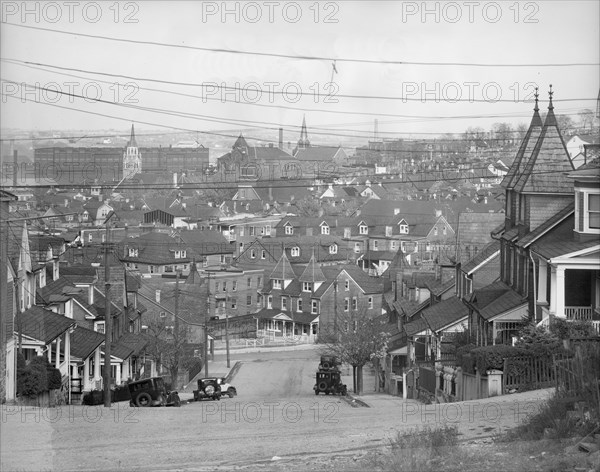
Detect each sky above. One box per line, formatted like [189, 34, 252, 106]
[1, 0, 599, 147]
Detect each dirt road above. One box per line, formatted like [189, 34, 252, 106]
[1, 348, 551, 471]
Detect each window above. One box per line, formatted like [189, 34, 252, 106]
[281, 297, 288, 310]
[159, 311, 166, 318]
[311, 300, 318, 314]
[399, 221, 408, 234]
[247, 295, 252, 306]
[373, 240, 379, 250]
[222, 282, 227, 292]
[391, 241, 398, 250]
[230, 298, 237, 309]
[321, 223, 330, 235]
[329, 244, 337, 254]
[303, 282, 313, 292]
[232, 281, 237, 291]
[285, 224, 293, 235]
[249, 227, 256, 236]
[352, 297, 357, 310]
[215, 282, 220, 292]
[434, 227, 438, 236]
[354, 242, 361, 253]
[344, 228, 351, 238]
[239, 226, 245, 236]
[95, 322, 105, 334]
[261, 250, 266, 259]
[257, 276, 262, 288]
[128, 248, 138, 257]
[291, 247, 300, 257]
[344, 298, 349, 311]
[88, 233, 93, 242]
[250, 249, 256, 259]
[265, 225, 271, 236]
[267, 295, 273, 309]
[101, 234, 106, 243]
[165, 266, 174, 273]
[589, 194, 600, 229]
[345, 280, 350, 291]
[273, 279, 282, 289]
[368, 297, 373, 309]
[359, 225, 368, 235]
[247, 277, 252, 288]
[297, 298, 302, 312]
[443, 226, 447, 235]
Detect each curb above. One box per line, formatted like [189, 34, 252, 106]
[341, 393, 370, 408]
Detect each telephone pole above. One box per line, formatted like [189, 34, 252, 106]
[225, 292, 230, 369]
[174, 269, 180, 388]
[204, 272, 210, 378]
[102, 211, 116, 408]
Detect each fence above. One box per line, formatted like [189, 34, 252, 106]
[458, 371, 489, 401]
[418, 366, 437, 395]
[503, 356, 556, 392]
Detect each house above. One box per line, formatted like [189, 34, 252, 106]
[530, 159, 600, 334]
[81, 199, 114, 226]
[120, 229, 234, 276]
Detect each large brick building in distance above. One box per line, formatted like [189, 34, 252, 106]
[34, 125, 209, 185]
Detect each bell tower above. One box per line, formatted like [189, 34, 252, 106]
[123, 124, 141, 179]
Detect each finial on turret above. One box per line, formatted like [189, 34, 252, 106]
[548, 84, 554, 110]
[534, 87, 539, 112]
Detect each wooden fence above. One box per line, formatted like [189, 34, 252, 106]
[418, 366, 437, 395]
[458, 371, 489, 401]
[503, 355, 556, 392]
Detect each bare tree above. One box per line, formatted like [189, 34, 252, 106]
[320, 311, 390, 395]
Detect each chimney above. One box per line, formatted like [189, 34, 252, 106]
[173, 172, 178, 188]
[155, 289, 161, 303]
[278, 128, 284, 149]
[435, 209, 442, 217]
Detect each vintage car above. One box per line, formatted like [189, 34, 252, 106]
[128, 377, 181, 407]
[193, 378, 222, 401]
[318, 355, 340, 371]
[314, 370, 347, 396]
[216, 377, 237, 398]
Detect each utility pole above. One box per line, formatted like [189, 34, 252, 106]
[204, 272, 210, 378]
[174, 269, 180, 388]
[225, 291, 230, 369]
[102, 212, 115, 408]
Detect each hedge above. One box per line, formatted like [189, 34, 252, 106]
[17, 355, 63, 398]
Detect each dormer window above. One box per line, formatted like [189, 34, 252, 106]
[399, 220, 409, 234]
[320, 222, 330, 235]
[345, 280, 350, 291]
[174, 250, 186, 259]
[250, 249, 256, 259]
[285, 223, 293, 235]
[303, 282, 313, 292]
[588, 194, 600, 229]
[359, 224, 368, 235]
[273, 279, 282, 289]
[291, 247, 300, 257]
[434, 227, 438, 236]
[329, 244, 337, 254]
[576, 190, 600, 233]
[129, 248, 138, 257]
[443, 226, 447, 235]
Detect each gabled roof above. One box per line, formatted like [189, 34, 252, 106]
[270, 253, 294, 280]
[404, 316, 428, 336]
[70, 326, 104, 360]
[517, 202, 574, 248]
[17, 306, 76, 344]
[36, 277, 79, 305]
[421, 296, 468, 332]
[530, 213, 600, 260]
[513, 93, 575, 194]
[468, 281, 526, 321]
[461, 240, 501, 274]
[294, 146, 343, 162]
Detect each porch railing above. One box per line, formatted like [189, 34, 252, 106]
[565, 306, 594, 320]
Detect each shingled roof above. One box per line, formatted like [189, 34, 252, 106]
[513, 90, 575, 194]
[17, 306, 76, 344]
[298, 254, 326, 283]
[421, 296, 468, 332]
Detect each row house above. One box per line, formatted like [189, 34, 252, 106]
[216, 214, 283, 256]
[469, 89, 585, 345]
[120, 229, 234, 276]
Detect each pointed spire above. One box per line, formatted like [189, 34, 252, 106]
[128, 124, 137, 148]
[269, 252, 293, 280]
[299, 253, 326, 283]
[185, 260, 202, 285]
[298, 115, 310, 150]
[544, 84, 558, 127]
[533, 87, 539, 112]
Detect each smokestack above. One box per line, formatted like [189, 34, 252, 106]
[13, 150, 17, 187]
[278, 128, 283, 149]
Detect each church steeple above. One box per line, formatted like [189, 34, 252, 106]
[298, 115, 310, 150]
[127, 123, 137, 148]
[123, 123, 141, 179]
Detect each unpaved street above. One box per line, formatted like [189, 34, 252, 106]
[1, 348, 551, 471]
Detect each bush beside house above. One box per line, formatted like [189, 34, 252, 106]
[17, 354, 64, 407]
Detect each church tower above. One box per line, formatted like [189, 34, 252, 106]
[297, 115, 310, 150]
[123, 124, 142, 179]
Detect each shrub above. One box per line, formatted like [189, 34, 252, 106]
[456, 344, 477, 373]
[47, 366, 62, 390]
[470, 345, 529, 373]
[17, 356, 48, 398]
[551, 318, 598, 339]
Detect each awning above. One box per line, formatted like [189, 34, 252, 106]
[389, 346, 408, 355]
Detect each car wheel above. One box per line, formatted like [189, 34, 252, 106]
[317, 381, 328, 391]
[227, 388, 235, 398]
[204, 385, 215, 396]
[322, 362, 331, 370]
[136, 393, 152, 407]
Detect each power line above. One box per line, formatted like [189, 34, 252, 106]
[3, 22, 599, 68]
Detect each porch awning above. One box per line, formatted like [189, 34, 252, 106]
[16, 305, 76, 344]
[389, 346, 408, 355]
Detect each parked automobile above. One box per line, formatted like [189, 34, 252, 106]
[193, 378, 221, 401]
[216, 377, 237, 398]
[128, 377, 181, 407]
[314, 370, 347, 396]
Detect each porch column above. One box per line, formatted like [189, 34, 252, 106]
[116, 363, 122, 386]
[64, 330, 71, 376]
[282, 321, 286, 336]
[292, 322, 296, 336]
[555, 267, 566, 318]
[55, 336, 61, 368]
[537, 260, 548, 304]
[93, 347, 101, 382]
[550, 266, 557, 315]
[47, 344, 52, 363]
[83, 357, 90, 390]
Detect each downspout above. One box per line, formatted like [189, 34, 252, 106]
[529, 250, 537, 324]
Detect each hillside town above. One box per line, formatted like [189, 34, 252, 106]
[1, 2, 600, 471]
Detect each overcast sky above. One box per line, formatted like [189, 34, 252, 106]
[1, 0, 598, 145]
